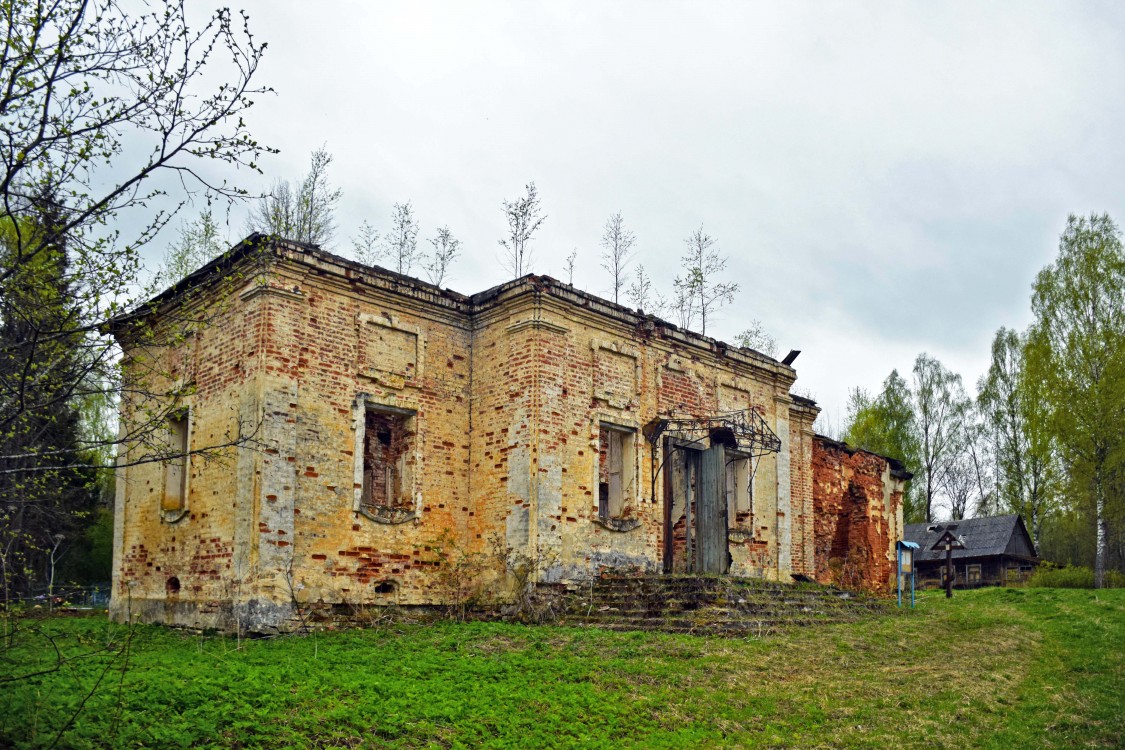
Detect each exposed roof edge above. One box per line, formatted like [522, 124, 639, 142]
[116, 234, 794, 374]
[813, 433, 914, 480]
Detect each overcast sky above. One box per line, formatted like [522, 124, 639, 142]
[185, 1, 1125, 429]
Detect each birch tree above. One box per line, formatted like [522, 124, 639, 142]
[1026, 213, 1125, 588]
[672, 275, 697, 330]
[913, 354, 972, 523]
[676, 225, 738, 336]
[156, 209, 228, 286]
[247, 147, 341, 247]
[843, 370, 923, 522]
[628, 264, 666, 316]
[425, 225, 460, 286]
[564, 249, 577, 286]
[384, 202, 421, 275]
[499, 182, 546, 278]
[600, 212, 635, 304]
[979, 327, 1055, 550]
[352, 220, 381, 266]
[734, 320, 778, 358]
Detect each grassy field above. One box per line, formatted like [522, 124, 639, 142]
[1, 587, 1121, 749]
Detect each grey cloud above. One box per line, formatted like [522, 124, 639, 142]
[148, 0, 1125, 421]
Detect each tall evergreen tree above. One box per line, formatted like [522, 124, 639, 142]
[0, 194, 97, 601]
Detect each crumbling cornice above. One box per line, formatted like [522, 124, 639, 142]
[117, 236, 802, 384]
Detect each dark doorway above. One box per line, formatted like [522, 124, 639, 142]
[663, 440, 730, 574]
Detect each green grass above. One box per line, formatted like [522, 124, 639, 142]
[1, 588, 1121, 749]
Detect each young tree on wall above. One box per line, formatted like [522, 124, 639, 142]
[384, 202, 421, 276]
[425, 225, 460, 286]
[1026, 213, 1125, 588]
[734, 320, 778, 359]
[676, 225, 738, 336]
[247, 147, 340, 247]
[563, 249, 578, 286]
[156, 209, 228, 286]
[979, 326, 1056, 551]
[913, 353, 972, 523]
[672, 275, 698, 330]
[600, 212, 636, 304]
[0, 0, 271, 597]
[499, 182, 546, 278]
[352, 220, 381, 267]
[627, 263, 666, 316]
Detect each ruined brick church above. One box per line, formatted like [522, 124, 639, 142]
[110, 235, 909, 632]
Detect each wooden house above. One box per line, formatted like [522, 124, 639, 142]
[903, 514, 1039, 588]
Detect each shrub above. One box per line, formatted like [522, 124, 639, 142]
[1026, 565, 1124, 589]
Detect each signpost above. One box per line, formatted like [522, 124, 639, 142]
[896, 540, 919, 608]
[930, 525, 966, 599]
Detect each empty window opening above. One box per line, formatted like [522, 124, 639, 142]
[598, 424, 635, 519]
[362, 410, 413, 513]
[725, 453, 752, 523]
[166, 576, 181, 595]
[373, 580, 398, 595]
[163, 411, 189, 513]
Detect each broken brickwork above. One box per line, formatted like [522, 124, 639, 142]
[811, 436, 910, 592]
[109, 236, 905, 633]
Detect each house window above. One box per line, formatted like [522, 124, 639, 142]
[598, 424, 635, 519]
[162, 410, 189, 516]
[966, 564, 982, 586]
[725, 453, 752, 523]
[360, 408, 414, 514]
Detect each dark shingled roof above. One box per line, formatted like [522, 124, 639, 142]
[903, 515, 1037, 562]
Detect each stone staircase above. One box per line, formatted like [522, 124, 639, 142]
[554, 575, 891, 636]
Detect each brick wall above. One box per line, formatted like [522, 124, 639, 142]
[112, 238, 899, 632]
[811, 436, 907, 593]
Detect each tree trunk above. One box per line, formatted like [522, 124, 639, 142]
[1094, 466, 1107, 589]
[926, 471, 934, 523]
[1031, 503, 1041, 557]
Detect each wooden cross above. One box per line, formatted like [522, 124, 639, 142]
[931, 527, 966, 599]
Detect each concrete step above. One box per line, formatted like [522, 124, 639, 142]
[548, 574, 890, 636]
[574, 594, 883, 612]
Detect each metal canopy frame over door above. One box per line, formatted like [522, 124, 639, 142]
[651, 410, 783, 576]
